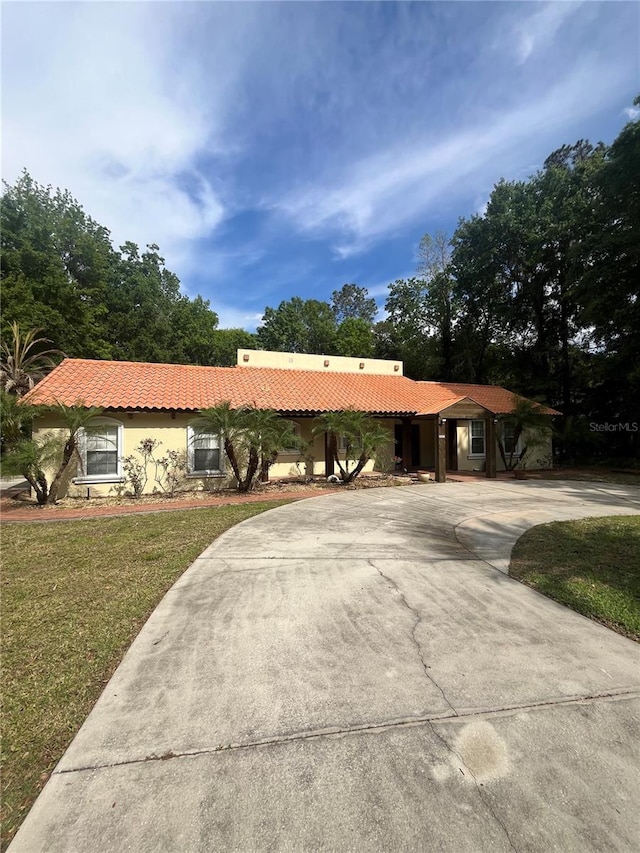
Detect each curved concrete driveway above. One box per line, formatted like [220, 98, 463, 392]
[11, 480, 640, 852]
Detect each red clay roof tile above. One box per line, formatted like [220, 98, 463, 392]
[23, 359, 560, 417]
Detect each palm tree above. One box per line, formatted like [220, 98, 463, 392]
[0, 390, 40, 450]
[1, 401, 103, 504]
[46, 403, 104, 503]
[192, 404, 306, 492]
[497, 397, 553, 472]
[0, 322, 62, 396]
[313, 410, 390, 483]
[192, 402, 256, 492]
[245, 409, 305, 483]
[1, 435, 59, 504]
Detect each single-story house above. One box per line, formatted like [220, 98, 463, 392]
[24, 349, 559, 497]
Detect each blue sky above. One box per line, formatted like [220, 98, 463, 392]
[2, 1, 638, 329]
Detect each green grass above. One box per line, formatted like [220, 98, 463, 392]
[510, 515, 640, 640]
[0, 501, 288, 850]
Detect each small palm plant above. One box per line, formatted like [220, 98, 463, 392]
[496, 397, 552, 473]
[192, 402, 255, 491]
[46, 403, 105, 502]
[313, 410, 390, 483]
[193, 404, 305, 493]
[247, 410, 306, 483]
[0, 323, 62, 396]
[1, 434, 59, 504]
[0, 390, 40, 449]
[1, 400, 103, 503]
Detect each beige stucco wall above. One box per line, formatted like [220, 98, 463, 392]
[455, 422, 481, 472]
[33, 411, 235, 498]
[238, 349, 403, 376]
[453, 421, 553, 472]
[33, 413, 398, 498]
[387, 417, 554, 474]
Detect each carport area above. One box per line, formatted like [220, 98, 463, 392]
[10, 480, 640, 853]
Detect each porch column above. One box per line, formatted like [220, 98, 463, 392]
[485, 417, 497, 478]
[324, 431, 335, 476]
[401, 418, 412, 470]
[434, 417, 447, 483]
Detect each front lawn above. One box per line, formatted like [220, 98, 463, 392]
[510, 515, 640, 640]
[0, 502, 288, 850]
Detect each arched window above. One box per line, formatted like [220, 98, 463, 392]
[76, 417, 124, 482]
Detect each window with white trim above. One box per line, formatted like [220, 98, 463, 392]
[469, 420, 486, 456]
[187, 425, 223, 474]
[76, 418, 124, 482]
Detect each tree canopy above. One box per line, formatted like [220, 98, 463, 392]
[1, 172, 222, 365]
[3, 100, 638, 463]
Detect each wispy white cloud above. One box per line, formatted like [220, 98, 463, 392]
[2, 0, 636, 319]
[214, 306, 264, 331]
[512, 1, 585, 64]
[624, 106, 640, 120]
[1, 3, 236, 273]
[274, 58, 626, 256]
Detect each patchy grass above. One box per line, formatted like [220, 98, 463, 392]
[0, 501, 288, 850]
[510, 515, 640, 640]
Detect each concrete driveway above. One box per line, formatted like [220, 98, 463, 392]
[10, 479, 640, 852]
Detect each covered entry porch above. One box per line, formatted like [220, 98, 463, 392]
[394, 399, 498, 482]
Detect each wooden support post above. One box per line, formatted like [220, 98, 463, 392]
[324, 431, 335, 476]
[401, 418, 412, 470]
[434, 417, 447, 483]
[485, 417, 497, 478]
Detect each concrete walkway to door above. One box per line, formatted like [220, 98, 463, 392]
[9, 480, 640, 852]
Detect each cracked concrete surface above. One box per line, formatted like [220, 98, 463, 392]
[9, 480, 640, 852]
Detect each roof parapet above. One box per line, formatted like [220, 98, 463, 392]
[237, 349, 403, 376]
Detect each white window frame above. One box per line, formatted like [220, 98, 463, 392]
[187, 425, 224, 476]
[468, 420, 486, 458]
[75, 417, 124, 484]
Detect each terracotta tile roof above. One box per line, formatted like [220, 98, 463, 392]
[417, 382, 560, 416]
[23, 359, 421, 415]
[24, 359, 560, 417]
[412, 384, 466, 415]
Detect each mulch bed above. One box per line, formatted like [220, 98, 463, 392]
[0, 476, 411, 523]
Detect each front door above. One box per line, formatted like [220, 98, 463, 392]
[446, 419, 458, 470]
[394, 423, 421, 469]
[411, 424, 420, 467]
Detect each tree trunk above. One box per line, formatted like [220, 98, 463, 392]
[25, 470, 48, 505]
[239, 447, 259, 492]
[224, 438, 243, 485]
[343, 454, 369, 483]
[46, 436, 77, 504]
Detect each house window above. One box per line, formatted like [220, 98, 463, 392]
[281, 421, 302, 454]
[339, 433, 362, 452]
[187, 426, 222, 474]
[503, 424, 519, 456]
[469, 420, 486, 456]
[76, 418, 123, 482]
